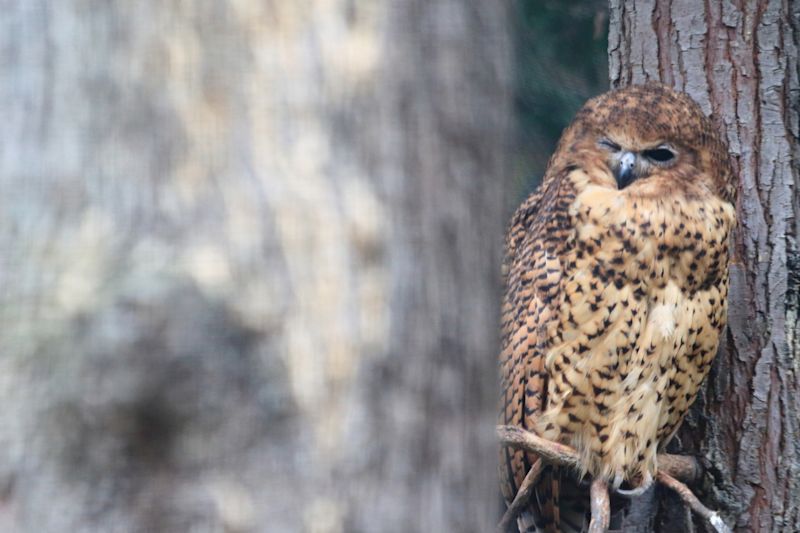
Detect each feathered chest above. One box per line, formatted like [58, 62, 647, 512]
[566, 184, 734, 295]
[537, 182, 735, 481]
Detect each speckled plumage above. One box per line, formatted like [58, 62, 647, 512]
[499, 84, 736, 532]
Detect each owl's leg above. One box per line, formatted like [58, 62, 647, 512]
[656, 471, 731, 533]
[588, 478, 610, 533]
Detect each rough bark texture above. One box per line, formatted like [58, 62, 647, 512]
[609, 1, 800, 531]
[0, 2, 511, 532]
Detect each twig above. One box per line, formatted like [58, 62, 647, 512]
[588, 478, 610, 533]
[657, 471, 731, 533]
[496, 459, 543, 533]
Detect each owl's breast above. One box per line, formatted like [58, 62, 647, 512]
[539, 183, 734, 483]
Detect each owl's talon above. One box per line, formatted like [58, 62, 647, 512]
[615, 484, 648, 498]
[615, 471, 653, 498]
[611, 470, 624, 491]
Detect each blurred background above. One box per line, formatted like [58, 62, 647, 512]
[0, 1, 606, 532]
[512, 0, 608, 197]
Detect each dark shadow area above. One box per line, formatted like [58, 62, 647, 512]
[513, 0, 609, 199]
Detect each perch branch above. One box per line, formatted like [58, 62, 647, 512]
[657, 453, 703, 484]
[496, 459, 543, 533]
[496, 425, 581, 469]
[496, 425, 702, 483]
[588, 478, 610, 533]
[657, 471, 731, 533]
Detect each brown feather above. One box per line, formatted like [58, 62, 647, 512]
[499, 83, 736, 532]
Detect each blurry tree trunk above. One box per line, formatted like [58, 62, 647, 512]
[609, 1, 799, 531]
[0, 2, 510, 532]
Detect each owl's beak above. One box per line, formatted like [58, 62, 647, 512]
[615, 151, 638, 189]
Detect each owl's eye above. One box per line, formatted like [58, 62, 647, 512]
[599, 139, 621, 152]
[643, 147, 675, 163]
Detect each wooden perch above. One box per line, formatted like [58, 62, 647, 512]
[657, 471, 732, 533]
[496, 459, 543, 533]
[497, 425, 702, 482]
[588, 478, 610, 533]
[496, 425, 582, 469]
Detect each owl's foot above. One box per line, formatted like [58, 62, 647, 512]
[497, 426, 730, 533]
[615, 470, 654, 498]
[611, 470, 623, 491]
[657, 471, 731, 533]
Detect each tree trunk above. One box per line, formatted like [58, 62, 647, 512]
[0, 2, 511, 532]
[609, 1, 800, 531]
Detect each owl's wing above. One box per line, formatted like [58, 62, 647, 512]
[499, 171, 577, 530]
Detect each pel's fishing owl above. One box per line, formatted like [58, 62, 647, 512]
[499, 84, 736, 532]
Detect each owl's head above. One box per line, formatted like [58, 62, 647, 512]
[553, 83, 736, 203]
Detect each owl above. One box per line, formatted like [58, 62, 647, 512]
[499, 83, 736, 532]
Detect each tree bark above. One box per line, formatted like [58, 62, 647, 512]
[609, 1, 800, 531]
[0, 2, 511, 532]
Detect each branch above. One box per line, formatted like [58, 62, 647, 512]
[588, 478, 610, 533]
[657, 472, 731, 533]
[496, 425, 702, 483]
[657, 453, 703, 484]
[496, 425, 581, 470]
[496, 459, 543, 533]
[497, 425, 722, 532]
